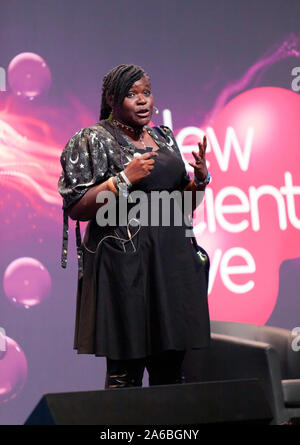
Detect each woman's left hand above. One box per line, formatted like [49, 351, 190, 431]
[188, 135, 208, 181]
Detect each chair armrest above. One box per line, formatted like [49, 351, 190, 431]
[282, 379, 300, 407]
[183, 333, 289, 424]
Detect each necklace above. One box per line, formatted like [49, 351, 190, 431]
[112, 118, 147, 149]
[139, 133, 146, 149]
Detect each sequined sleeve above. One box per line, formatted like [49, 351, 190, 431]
[58, 127, 109, 210]
[58, 127, 110, 274]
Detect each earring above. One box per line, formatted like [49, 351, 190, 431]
[108, 111, 113, 120]
[153, 106, 159, 115]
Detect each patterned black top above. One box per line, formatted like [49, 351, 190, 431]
[57, 119, 191, 278]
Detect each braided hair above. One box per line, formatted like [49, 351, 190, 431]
[99, 64, 149, 120]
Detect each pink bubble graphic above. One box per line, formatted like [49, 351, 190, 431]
[7, 52, 52, 100]
[0, 336, 28, 403]
[3, 257, 52, 308]
[191, 87, 300, 324]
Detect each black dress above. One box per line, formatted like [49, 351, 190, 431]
[58, 121, 210, 360]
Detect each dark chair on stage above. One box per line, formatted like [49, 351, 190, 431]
[182, 320, 300, 425]
[27, 320, 300, 425]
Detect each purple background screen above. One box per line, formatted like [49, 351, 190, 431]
[0, 0, 300, 425]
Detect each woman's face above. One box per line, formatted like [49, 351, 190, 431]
[114, 76, 154, 127]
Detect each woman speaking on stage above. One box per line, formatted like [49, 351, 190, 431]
[58, 64, 211, 389]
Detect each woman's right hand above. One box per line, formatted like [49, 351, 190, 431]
[123, 151, 158, 185]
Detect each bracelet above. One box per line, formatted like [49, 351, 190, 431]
[115, 173, 132, 201]
[194, 171, 211, 187]
[120, 170, 132, 187]
[115, 173, 123, 188]
[115, 174, 127, 194]
[107, 176, 118, 195]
